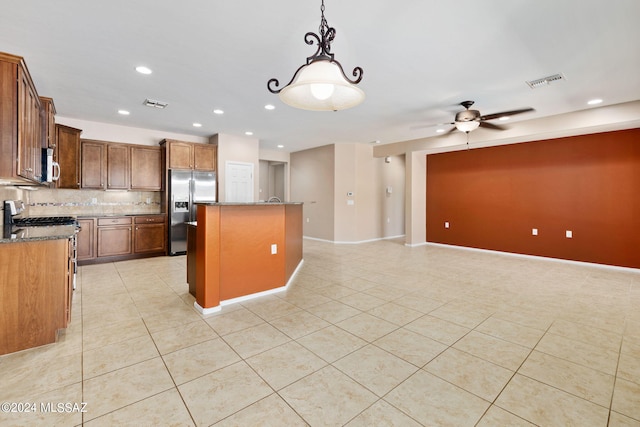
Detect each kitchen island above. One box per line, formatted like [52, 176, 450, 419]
[192, 202, 303, 314]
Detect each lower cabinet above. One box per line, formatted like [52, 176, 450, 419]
[77, 218, 96, 261]
[134, 216, 166, 253]
[78, 214, 166, 264]
[97, 218, 133, 257]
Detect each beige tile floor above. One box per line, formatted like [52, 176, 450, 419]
[1, 239, 639, 426]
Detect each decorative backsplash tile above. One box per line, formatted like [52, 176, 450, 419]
[26, 189, 162, 216]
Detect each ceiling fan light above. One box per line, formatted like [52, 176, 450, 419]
[279, 60, 364, 111]
[455, 120, 480, 132]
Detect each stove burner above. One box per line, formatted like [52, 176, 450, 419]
[13, 216, 77, 226]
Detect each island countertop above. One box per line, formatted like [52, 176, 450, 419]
[0, 224, 78, 244]
[195, 202, 302, 206]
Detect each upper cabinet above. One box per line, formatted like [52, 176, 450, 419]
[0, 52, 44, 184]
[56, 124, 82, 189]
[81, 140, 106, 189]
[130, 146, 163, 191]
[161, 139, 216, 171]
[106, 143, 130, 190]
[81, 140, 163, 191]
[40, 97, 56, 150]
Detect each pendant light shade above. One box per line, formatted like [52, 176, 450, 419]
[268, 1, 364, 111]
[278, 60, 365, 111]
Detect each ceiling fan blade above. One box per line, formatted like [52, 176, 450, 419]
[445, 126, 458, 135]
[410, 122, 454, 130]
[481, 107, 535, 121]
[479, 121, 506, 131]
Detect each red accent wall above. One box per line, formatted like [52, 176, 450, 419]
[426, 128, 640, 269]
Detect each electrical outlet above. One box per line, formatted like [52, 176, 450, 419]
[444, 222, 449, 229]
[532, 228, 538, 236]
[306, 217, 310, 223]
[566, 230, 573, 238]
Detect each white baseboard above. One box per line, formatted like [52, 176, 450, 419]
[426, 242, 640, 273]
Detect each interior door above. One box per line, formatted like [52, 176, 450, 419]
[225, 161, 254, 202]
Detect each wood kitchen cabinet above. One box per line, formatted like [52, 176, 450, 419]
[161, 139, 216, 171]
[77, 217, 96, 261]
[17, 60, 43, 182]
[78, 214, 166, 264]
[56, 124, 82, 189]
[0, 52, 45, 184]
[81, 140, 106, 189]
[97, 216, 132, 257]
[106, 143, 130, 189]
[40, 97, 56, 150]
[130, 145, 163, 190]
[80, 140, 163, 191]
[134, 215, 166, 253]
[0, 238, 73, 355]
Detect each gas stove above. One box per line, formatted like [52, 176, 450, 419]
[12, 216, 77, 227]
[3, 200, 77, 227]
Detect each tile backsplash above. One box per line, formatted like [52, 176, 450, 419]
[1, 186, 161, 217]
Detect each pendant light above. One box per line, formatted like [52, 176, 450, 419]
[267, 0, 364, 111]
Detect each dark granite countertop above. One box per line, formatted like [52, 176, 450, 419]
[0, 224, 78, 243]
[194, 202, 302, 206]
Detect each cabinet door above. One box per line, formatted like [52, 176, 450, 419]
[131, 146, 162, 190]
[168, 141, 193, 169]
[97, 226, 132, 257]
[194, 144, 216, 171]
[77, 218, 96, 261]
[81, 141, 105, 189]
[17, 68, 42, 182]
[56, 125, 81, 189]
[40, 97, 56, 149]
[107, 144, 130, 189]
[134, 223, 166, 253]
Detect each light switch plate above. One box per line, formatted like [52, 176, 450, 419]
[566, 230, 573, 238]
[271, 244, 277, 254]
[532, 228, 538, 236]
[444, 222, 450, 229]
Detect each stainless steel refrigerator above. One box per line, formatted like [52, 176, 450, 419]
[168, 170, 217, 255]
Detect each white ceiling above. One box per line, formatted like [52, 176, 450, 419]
[1, 0, 639, 153]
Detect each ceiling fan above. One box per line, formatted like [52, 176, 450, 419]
[425, 100, 535, 134]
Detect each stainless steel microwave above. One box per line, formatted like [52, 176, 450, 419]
[41, 147, 60, 183]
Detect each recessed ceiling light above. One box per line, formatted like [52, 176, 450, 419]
[264, 104, 275, 110]
[277, 144, 284, 148]
[436, 129, 445, 133]
[135, 66, 152, 75]
[118, 110, 130, 115]
[498, 116, 510, 121]
[587, 98, 603, 105]
[213, 109, 224, 115]
[193, 123, 202, 127]
[245, 131, 253, 136]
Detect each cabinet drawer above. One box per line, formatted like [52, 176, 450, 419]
[134, 215, 165, 224]
[97, 217, 132, 226]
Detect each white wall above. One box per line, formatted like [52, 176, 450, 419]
[57, 116, 208, 146]
[290, 145, 335, 241]
[290, 143, 406, 243]
[210, 133, 260, 202]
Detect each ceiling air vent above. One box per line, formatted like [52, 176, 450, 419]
[526, 73, 565, 89]
[143, 98, 168, 109]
